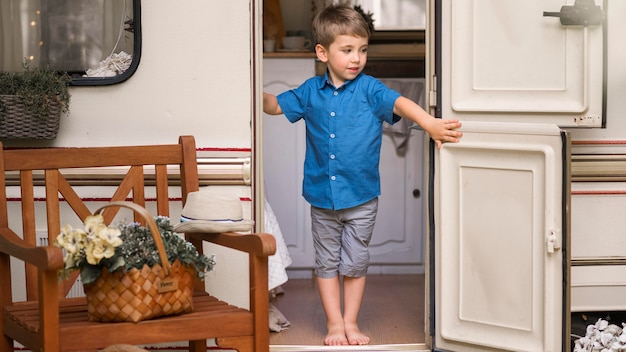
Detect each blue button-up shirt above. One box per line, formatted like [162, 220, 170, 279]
[277, 72, 401, 210]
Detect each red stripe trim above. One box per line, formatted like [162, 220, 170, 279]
[7, 197, 252, 202]
[573, 140, 626, 145]
[196, 147, 251, 152]
[3, 146, 252, 152]
[572, 190, 626, 195]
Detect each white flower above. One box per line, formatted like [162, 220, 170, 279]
[575, 319, 626, 352]
[600, 331, 615, 346]
[598, 320, 610, 331]
[84, 214, 105, 233]
[56, 214, 124, 269]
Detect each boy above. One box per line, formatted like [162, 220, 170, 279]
[263, 4, 462, 346]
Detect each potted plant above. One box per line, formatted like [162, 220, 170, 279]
[0, 61, 71, 139]
[55, 211, 216, 285]
[54, 202, 216, 322]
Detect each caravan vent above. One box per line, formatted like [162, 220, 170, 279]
[36, 231, 85, 298]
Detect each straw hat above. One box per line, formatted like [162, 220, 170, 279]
[173, 191, 254, 233]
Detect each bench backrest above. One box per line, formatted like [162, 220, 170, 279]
[0, 135, 199, 301]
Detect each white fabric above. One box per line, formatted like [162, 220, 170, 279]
[265, 198, 292, 290]
[84, 51, 132, 77]
[380, 79, 425, 156]
[269, 303, 291, 332]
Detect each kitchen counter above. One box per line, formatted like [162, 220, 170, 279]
[263, 43, 425, 60]
[263, 43, 425, 78]
[263, 52, 317, 59]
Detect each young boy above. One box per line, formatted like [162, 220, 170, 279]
[263, 4, 462, 346]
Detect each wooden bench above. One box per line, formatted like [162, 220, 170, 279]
[0, 136, 276, 352]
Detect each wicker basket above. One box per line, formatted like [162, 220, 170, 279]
[0, 95, 62, 139]
[83, 202, 194, 323]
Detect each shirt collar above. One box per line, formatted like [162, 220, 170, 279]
[318, 70, 360, 92]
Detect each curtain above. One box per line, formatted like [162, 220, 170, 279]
[1, 0, 130, 73]
[1, 0, 41, 72]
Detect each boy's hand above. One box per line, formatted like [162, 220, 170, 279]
[425, 118, 462, 149]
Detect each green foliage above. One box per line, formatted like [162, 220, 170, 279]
[0, 60, 71, 119]
[115, 216, 216, 281]
[354, 5, 375, 34]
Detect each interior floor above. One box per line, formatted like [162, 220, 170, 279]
[269, 274, 426, 346]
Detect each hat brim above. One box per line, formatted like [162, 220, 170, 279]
[173, 219, 255, 234]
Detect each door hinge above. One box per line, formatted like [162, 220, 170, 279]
[546, 229, 562, 254]
[429, 74, 437, 108]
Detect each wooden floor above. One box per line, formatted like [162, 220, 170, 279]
[269, 274, 426, 346]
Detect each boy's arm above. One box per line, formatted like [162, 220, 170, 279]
[393, 96, 462, 149]
[263, 92, 283, 115]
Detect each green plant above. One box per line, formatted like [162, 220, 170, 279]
[0, 60, 71, 119]
[55, 214, 216, 285]
[354, 5, 375, 34]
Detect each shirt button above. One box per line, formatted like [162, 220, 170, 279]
[331, 176, 336, 181]
[330, 112, 336, 117]
[330, 134, 335, 138]
[330, 154, 335, 159]
[333, 91, 338, 96]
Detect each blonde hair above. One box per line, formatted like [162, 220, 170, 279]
[312, 4, 370, 48]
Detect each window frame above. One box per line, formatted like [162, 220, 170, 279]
[68, 0, 142, 86]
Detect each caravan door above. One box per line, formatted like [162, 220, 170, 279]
[432, 121, 570, 351]
[427, 0, 601, 350]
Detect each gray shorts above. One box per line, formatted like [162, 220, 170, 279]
[310, 198, 378, 278]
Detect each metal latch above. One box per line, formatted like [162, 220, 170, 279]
[546, 229, 562, 254]
[543, 0, 603, 26]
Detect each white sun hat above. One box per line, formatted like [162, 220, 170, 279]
[173, 191, 254, 233]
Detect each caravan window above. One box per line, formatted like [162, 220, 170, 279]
[0, 0, 141, 85]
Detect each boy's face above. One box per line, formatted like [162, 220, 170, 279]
[316, 34, 368, 87]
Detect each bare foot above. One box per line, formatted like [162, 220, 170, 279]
[324, 323, 349, 346]
[345, 322, 370, 345]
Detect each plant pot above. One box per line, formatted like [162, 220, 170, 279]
[0, 95, 62, 139]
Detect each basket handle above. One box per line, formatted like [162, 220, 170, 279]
[94, 201, 171, 274]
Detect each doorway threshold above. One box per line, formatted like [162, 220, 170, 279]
[270, 343, 430, 352]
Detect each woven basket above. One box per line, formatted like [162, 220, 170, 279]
[83, 202, 194, 323]
[0, 94, 62, 139]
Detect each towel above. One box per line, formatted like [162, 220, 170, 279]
[380, 79, 425, 156]
[269, 303, 292, 332]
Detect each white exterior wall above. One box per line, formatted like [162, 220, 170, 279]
[4, 0, 254, 149]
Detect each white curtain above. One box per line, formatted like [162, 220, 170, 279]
[1, 0, 41, 72]
[353, 0, 426, 30]
[0, 0, 130, 73]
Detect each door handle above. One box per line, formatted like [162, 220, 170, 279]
[543, 0, 603, 26]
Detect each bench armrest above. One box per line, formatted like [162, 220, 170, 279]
[0, 227, 64, 271]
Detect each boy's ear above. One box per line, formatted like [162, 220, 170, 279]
[315, 44, 329, 62]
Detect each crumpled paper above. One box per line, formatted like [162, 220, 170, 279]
[574, 318, 626, 352]
[84, 51, 132, 77]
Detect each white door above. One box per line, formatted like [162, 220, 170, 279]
[428, 0, 602, 349]
[433, 121, 570, 352]
[435, 0, 604, 127]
